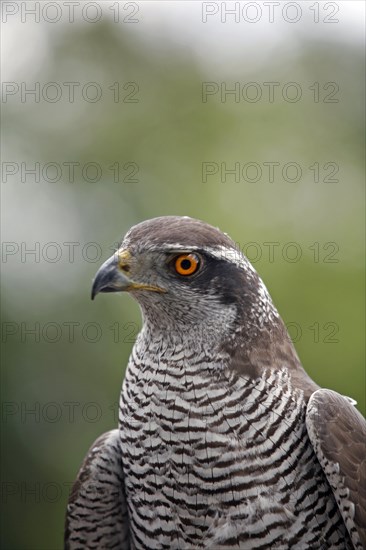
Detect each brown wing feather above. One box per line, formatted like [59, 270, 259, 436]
[306, 389, 366, 549]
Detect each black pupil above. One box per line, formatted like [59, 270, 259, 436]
[181, 258, 192, 271]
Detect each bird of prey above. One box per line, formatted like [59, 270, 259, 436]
[65, 216, 366, 549]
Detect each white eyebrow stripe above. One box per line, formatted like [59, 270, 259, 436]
[129, 243, 254, 271]
[203, 246, 257, 274]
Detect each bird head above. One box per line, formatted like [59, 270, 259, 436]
[91, 216, 316, 394]
[91, 216, 280, 338]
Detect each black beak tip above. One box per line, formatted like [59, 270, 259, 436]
[90, 257, 127, 301]
[91, 281, 98, 301]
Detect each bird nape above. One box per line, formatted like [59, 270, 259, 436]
[65, 216, 366, 550]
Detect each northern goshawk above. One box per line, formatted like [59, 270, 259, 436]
[65, 216, 366, 549]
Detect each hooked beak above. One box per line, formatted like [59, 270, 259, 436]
[91, 250, 165, 300]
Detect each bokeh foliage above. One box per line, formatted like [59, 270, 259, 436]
[1, 10, 365, 550]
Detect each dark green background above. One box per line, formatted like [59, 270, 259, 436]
[1, 4, 365, 549]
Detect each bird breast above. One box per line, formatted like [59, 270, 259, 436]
[117, 334, 350, 548]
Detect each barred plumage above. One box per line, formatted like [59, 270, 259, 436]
[119, 330, 351, 549]
[65, 216, 366, 549]
[65, 430, 130, 549]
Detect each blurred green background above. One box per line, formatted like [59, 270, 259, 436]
[1, 3, 365, 549]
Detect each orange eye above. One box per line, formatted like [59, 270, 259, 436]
[174, 254, 200, 276]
